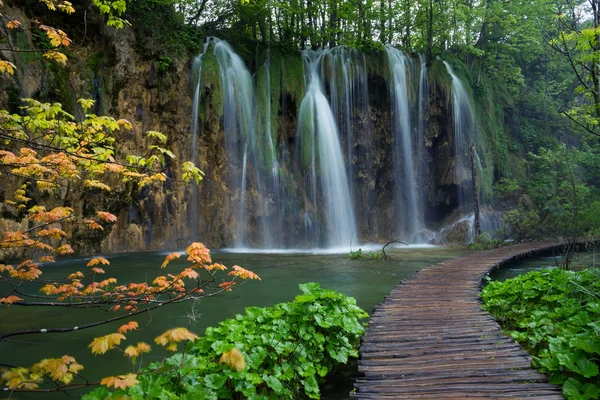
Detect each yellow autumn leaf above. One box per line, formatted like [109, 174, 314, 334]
[219, 348, 246, 371]
[55, 244, 74, 255]
[88, 333, 126, 355]
[39, 0, 57, 10]
[84, 179, 112, 191]
[124, 346, 139, 358]
[154, 327, 198, 350]
[101, 373, 139, 390]
[57, 1, 75, 14]
[43, 50, 68, 65]
[0, 60, 16, 75]
[1, 367, 42, 390]
[161, 252, 181, 268]
[39, 25, 72, 47]
[136, 342, 151, 353]
[77, 98, 95, 111]
[205, 263, 227, 271]
[117, 119, 133, 130]
[31, 356, 83, 384]
[87, 257, 110, 267]
[6, 20, 22, 29]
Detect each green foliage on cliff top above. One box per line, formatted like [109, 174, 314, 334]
[428, 59, 452, 94]
[126, 0, 203, 58]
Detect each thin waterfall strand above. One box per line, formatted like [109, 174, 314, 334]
[385, 45, 419, 240]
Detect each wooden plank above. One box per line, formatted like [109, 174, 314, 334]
[350, 242, 566, 399]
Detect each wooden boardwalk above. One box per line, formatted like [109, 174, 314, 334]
[350, 242, 565, 399]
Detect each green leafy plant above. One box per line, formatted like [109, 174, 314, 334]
[482, 269, 600, 400]
[156, 56, 173, 73]
[468, 233, 505, 250]
[368, 250, 384, 260]
[349, 249, 385, 260]
[83, 283, 368, 399]
[349, 248, 363, 259]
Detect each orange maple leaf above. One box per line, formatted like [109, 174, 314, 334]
[205, 263, 227, 271]
[55, 244, 74, 255]
[85, 219, 104, 230]
[179, 268, 199, 280]
[6, 20, 22, 29]
[161, 252, 181, 268]
[218, 281, 236, 292]
[39, 255, 56, 263]
[228, 265, 261, 280]
[100, 373, 139, 390]
[67, 271, 84, 280]
[0, 295, 23, 305]
[124, 342, 151, 358]
[220, 348, 246, 371]
[96, 211, 117, 222]
[185, 242, 211, 265]
[154, 327, 198, 350]
[88, 333, 126, 355]
[117, 321, 139, 334]
[87, 257, 110, 267]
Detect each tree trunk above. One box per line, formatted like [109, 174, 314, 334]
[593, 1, 600, 119]
[380, 0, 386, 43]
[403, 0, 411, 49]
[427, 0, 433, 63]
[329, 0, 337, 47]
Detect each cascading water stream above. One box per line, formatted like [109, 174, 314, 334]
[189, 39, 211, 240]
[385, 45, 419, 241]
[443, 61, 475, 207]
[190, 37, 279, 247]
[261, 49, 284, 247]
[212, 38, 272, 247]
[320, 47, 369, 206]
[415, 54, 429, 239]
[297, 49, 358, 248]
[190, 39, 486, 249]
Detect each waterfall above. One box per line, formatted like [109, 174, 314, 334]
[189, 39, 210, 241]
[385, 45, 419, 241]
[417, 54, 428, 144]
[320, 47, 368, 198]
[190, 38, 275, 247]
[416, 54, 428, 239]
[297, 49, 358, 248]
[189, 39, 486, 249]
[212, 39, 274, 247]
[261, 49, 284, 247]
[443, 61, 475, 207]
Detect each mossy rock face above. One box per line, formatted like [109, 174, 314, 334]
[198, 50, 223, 122]
[428, 59, 452, 93]
[280, 51, 305, 103]
[442, 219, 471, 243]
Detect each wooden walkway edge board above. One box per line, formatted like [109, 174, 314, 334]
[350, 242, 569, 399]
